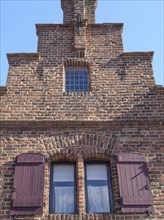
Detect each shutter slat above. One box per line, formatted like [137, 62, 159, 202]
[119, 161, 127, 198]
[136, 163, 142, 198]
[122, 206, 153, 213]
[11, 153, 45, 216]
[13, 198, 42, 207]
[17, 153, 44, 163]
[117, 152, 154, 213]
[132, 163, 138, 199]
[122, 197, 152, 205]
[117, 152, 146, 162]
[126, 164, 133, 200]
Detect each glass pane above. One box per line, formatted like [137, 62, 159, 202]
[53, 165, 74, 182]
[65, 69, 89, 92]
[52, 164, 75, 214]
[87, 185, 110, 213]
[86, 164, 108, 180]
[54, 186, 74, 213]
[86, 164, 110, 213]
[84, 86, 88, 91]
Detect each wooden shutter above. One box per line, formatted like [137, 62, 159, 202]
[116, 152, 154, 213]
[10, 153, 45, 216]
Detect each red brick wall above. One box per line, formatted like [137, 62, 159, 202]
[0, 28, 158, 121]
[0, 0, 164, 219]
[0, 122, 164, 219]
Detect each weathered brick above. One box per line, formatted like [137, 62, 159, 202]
[0, 0, 164, 220]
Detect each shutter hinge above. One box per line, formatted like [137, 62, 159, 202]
[146, 210, 151, 217]
[112, 154, 118, 161]
[13, 186, 16, 192]
[145, 184, 149, 190]
[45, 157, 48, 163]
[13, 215, 17, 220]
[119, 197, 123, 206]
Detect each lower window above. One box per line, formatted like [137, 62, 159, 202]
[49, 163, 75, 214]
[85, 163, 113, 213]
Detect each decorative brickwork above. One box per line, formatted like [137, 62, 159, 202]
[64, 58, 90, 68]
[0, 0, 164, 219]
[0, 86, 7, 96]
[61, 0, 97, 24]
[1, 124, 164, 219]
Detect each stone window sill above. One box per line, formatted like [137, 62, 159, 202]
[63, 91, 93, 96]
[48, 213, 114, 219]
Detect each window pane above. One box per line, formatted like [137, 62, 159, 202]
[86, 164, 110, 213]
[65, 68, 88, 92]
[87, 164, 108, 180]
[51, 164, 75, 214]
[87, 185, 110, 213]
[54, 186, 74, 213]
[53, 165, 74, 182]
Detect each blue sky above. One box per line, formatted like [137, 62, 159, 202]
[0, 0, 164, 86]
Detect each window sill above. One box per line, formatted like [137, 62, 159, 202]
[48, 213, 114, 219]
[63, 91, 93, 96]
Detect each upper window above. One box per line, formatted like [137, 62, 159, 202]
[50, 163, 75, 214]
[85, 163, 113, 213]
[65, 68, 89, 92]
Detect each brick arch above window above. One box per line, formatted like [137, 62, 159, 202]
[49, 151, 77, 161]
[63, 58, 90, 68]
[83, 151, 112, 161]
[46, 132, 119, 157]
[48, 147, 114, 161]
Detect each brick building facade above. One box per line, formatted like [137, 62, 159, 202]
[0, 0, 164, 219]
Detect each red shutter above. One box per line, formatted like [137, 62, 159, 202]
[117, 152, 154, 213]
[11, 153, 45, 216]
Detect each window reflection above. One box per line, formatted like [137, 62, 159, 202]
[65, 68, 89, 92]
[86, 164, 111, 213]
[51, 164, 75, 214]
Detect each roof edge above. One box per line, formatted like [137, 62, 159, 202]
[120, 52, 154, 61]
[35, 23, 124, 35]
[0, 86, 7, 96]
[7, 53, 40, 65]
[88, 23, 123, 28]
[154, 85, 164, 93]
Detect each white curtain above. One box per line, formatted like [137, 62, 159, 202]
[53, 164, 74, 213]
[86, 164, 110, 213]
[55, 186, 74, 213]
[88, 185, 110, 213]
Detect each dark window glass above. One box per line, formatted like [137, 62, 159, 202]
[50, 164, 75, 214]
[65, 68, 89, 92]
[85, 163, 113, 213]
